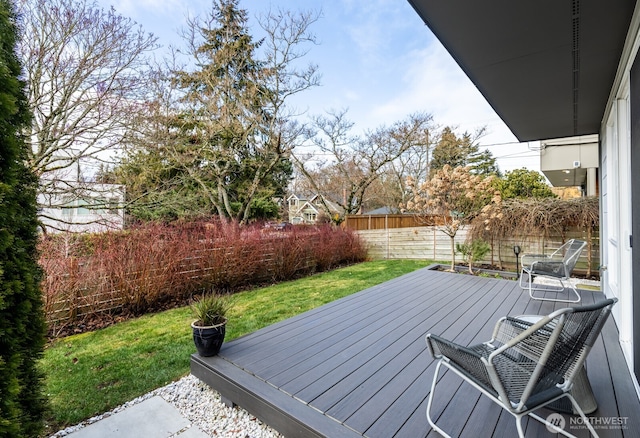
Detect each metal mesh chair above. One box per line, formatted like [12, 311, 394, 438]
[425, 298, 617, 438]
[519, 239, 587, 303]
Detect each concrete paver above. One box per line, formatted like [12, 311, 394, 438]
[65, 396, 208, 438]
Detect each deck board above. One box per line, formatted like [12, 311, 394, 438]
[191, 265, 640, 438]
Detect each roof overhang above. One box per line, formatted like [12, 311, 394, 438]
[539, 135, 598, 187]
[408, 0, 636, 142]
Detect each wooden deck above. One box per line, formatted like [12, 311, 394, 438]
[191, 266, 640, 437]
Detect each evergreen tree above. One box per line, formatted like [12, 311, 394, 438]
[467, 148, 500, 177]
[116, 0, 318, 223]
[0, 0, 47, 435]
[430, 127, 500, 177]
[171, 0, 273, 222]
[429, 127, 469, 172]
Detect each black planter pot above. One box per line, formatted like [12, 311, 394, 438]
[191, 318, 227, 357]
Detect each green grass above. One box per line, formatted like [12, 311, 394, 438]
[576, 283, 601, 291]
[42, 259, 432, 431]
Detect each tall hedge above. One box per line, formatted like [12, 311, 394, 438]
[0, 0, 47, 436]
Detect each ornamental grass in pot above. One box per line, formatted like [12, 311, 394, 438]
[191, 293, 232, 357]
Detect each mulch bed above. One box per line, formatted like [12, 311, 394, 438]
[431, 263, 599, 281]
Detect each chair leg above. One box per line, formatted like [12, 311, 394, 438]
[520, 270, 581, 303]
[530, 280, 581, 303]
[529, 412, 579, 438]
[559, 281, 582, 303]
[527, 393, 600, 438]
[427, 360, 599, 438]
[515, 414, 526, 438]
[567, 393, 599, 437]
[518, 269, 530, 289]
[426, 360, 453, 438]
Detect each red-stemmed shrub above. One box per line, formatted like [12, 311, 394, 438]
[39, 220, 367, 337]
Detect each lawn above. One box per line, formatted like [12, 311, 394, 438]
[42, 259, 432, 432]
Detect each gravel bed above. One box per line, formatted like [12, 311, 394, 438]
[49, 374, 283, 438]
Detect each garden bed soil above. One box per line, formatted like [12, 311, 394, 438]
[428, 263, 599, 281]
[428, 263, 518, 279]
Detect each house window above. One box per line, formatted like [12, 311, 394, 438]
[62, 205, 74, 218]
[61, 199, 75, 217]
[107, 199, 120, 215]
[76, 200, 91, 216]
[305, 213, 317, 222]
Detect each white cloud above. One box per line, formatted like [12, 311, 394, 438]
[372, 44, 497, 130]
[314, 0, 420, 72]
[367, 42, 540, 172]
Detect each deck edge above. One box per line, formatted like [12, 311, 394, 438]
[190, 353, 363, 438]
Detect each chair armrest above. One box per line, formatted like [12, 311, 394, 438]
[521, 253, 547, 259]
[521, 254, 563, 264]
[426, 334, 495, 391]
[426, 334, 483, 360]
[520, 254, 548, 267]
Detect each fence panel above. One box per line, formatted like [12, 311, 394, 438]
[356, 226, 599, 276]
[344, 214, 437, 230]
[357, 227, 468, 261]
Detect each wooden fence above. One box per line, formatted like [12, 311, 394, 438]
[354, 225, 600, 276]
[344, 214, 437, 230]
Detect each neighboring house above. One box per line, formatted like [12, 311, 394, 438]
[286, 194, 340, 224]
[38, 180, 125, 233]
[408, 0, 639, 396]
[540, 134, 599, 197]
[36, 153, 125, 233]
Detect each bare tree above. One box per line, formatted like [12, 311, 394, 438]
[293, 110, 433, 221]
[17, 0, 158, 230]
[258, 7, 321, 120]
[373, 120, 437, 211]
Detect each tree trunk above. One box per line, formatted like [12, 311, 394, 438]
[450, 235, 455, 271]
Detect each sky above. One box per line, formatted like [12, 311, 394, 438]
[97, 0, 541, 173]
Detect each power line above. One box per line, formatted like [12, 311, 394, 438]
[495, 155, 539, 160]
[477, 140, 541, 149]
[477, 141, 523, 147]
[493, 150, 539, 159]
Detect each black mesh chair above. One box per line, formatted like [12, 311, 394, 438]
[425, 298, 617, 438]
[519, 239, 587, 303]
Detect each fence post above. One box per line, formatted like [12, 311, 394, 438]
[384, 215, 388, 259]
[433, 227, 436, 260]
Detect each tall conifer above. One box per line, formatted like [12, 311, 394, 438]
[0, 0, 47, 435]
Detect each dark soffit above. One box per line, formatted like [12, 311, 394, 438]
[407, 0, 635, 142]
